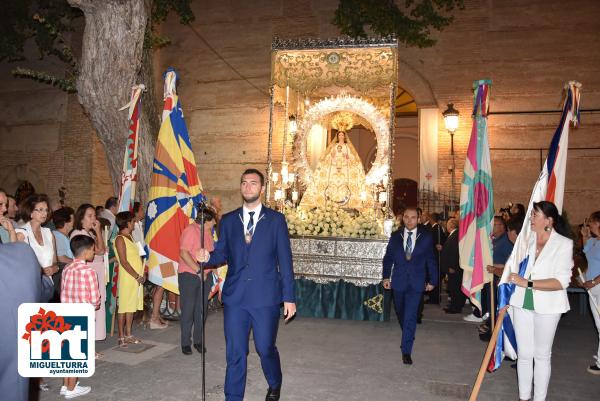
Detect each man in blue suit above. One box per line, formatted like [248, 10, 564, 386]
[383, 207, 438, 365]
[199, 169, 295, 401]
[0, 242, 41, 401]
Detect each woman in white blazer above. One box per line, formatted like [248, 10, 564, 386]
[506, 201, 573, 401]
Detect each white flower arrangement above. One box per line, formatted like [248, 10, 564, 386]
[283, 204, 393, 239]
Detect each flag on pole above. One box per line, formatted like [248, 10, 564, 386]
[491, 81, 581, 372]
[459, 79, 495, 310]
[117, 84, 145, 213]
[145, 68, 204, 295]
[106, 84, 146, 332]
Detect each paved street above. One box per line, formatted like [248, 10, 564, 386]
[37, 300, 598, 401]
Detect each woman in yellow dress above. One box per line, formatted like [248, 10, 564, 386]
[114, 211, 145, 347]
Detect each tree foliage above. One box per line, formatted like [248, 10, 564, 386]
[1, 0, 194, 92]
[332, 0, 464, 47]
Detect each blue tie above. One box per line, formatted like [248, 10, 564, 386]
[247, 211, 255, 236]
[405, 231, 413, 258]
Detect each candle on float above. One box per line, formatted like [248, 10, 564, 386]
[378, 191, 387, 204]
[292, 191, 299, 201]
[360, 191, 367, 202]
[272, 172, 279, 183]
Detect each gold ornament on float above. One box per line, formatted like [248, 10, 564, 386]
[330, 112, 355, 133]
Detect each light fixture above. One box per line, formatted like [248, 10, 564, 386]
[442, 103, 460, 212]
[442, 103, 460, 134]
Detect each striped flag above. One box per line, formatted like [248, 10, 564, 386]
[491, 81, 581, 372]
[144, 68, 204, 295]
[106, 84, 145, 330]
[117, 84, 145, 213]
[459, 79, 495, 310]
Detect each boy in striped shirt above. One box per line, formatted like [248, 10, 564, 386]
[60, 235, 99, 399]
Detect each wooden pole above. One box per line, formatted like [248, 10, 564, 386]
[468, 305, 509, 401]
[110, 304, 117, 337]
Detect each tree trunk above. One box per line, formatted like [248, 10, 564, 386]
[67, 0, 158, 203]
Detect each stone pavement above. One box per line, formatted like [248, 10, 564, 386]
[38, 301, 598, 401]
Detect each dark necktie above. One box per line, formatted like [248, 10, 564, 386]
[405, 231, 413, 259]
[247, 211, 255, 236]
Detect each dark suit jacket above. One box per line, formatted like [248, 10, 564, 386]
[431, 223, 447, 247]
[208, 206, 295, 308]
[0, 243, 41, 401]
[382, 228, 438, 292]
[440, 230, 459, 274]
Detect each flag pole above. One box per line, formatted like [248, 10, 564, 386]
[578, 268, 600, 313]
[469, 305, 508, 401]
[197, 200, 207, 401]
[489, 275, 495, 332]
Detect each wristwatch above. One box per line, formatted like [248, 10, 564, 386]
[527, 280, 534, 288]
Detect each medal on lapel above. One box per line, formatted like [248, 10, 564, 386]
[405, 253, 412, 261]
[245, 231, 252, 244]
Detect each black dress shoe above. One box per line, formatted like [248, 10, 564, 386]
[402, 353, 413, 365]
[193, 343, 206, 353]
[265, 387, 281, 401]
[181, 345, 193, 355]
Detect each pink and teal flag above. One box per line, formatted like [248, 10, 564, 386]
[490, 81, 581, 372]
[459, 79, 494, 310]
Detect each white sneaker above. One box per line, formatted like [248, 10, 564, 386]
[463, 313, 484, 323]
[60, 381, 79, 395]
[64, 383, 91, 399]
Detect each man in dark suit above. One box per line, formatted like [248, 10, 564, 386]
[441, 218, 466, 313]
[383, 207, 438, 364]
[199, 169, 295, 401]
[427, 212, 447, 304]
[0, 242, 41, 401]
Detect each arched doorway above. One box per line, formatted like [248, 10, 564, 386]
[392, 178, 418, 215]
[391, 86, 419, 205]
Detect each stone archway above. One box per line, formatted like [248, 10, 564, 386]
[398, 58, 438, 108]
[395, 59, 439, 192]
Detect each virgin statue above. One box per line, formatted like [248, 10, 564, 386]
[300, 130, 373, 210]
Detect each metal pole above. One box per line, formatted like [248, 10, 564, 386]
[450, 132, 456, 212]
[198, 202, 207, 401]
[387, 82, 397, 211]
[266, 85, 275, 204]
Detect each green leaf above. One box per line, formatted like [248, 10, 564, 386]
[332, 0, 464, 48]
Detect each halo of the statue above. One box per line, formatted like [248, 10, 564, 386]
[293, 94, 390, 187]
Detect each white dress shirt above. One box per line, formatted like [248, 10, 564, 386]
[242, 203, 263, 234]
[403, 227, 418, 253]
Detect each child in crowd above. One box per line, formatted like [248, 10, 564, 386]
[60, 235, 100, 398]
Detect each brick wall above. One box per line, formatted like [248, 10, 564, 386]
[1, 0, 599, 222]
